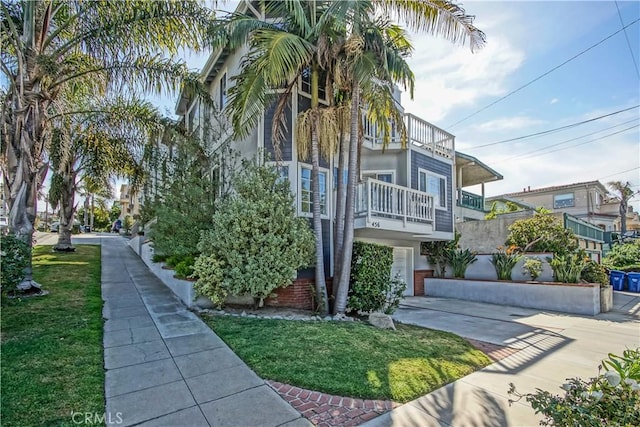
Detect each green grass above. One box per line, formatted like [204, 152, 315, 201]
[203, 316, 491, 403]
[1, 245, 104, 427]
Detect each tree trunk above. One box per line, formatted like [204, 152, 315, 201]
[90, 194, 95, 231]
[84, 194, 90, 230]
[333, 84, 360, 315]
[54, 172, 76, 251]
[619, 200, 628, 239]
[310, 63, 329, 315]
[3, 69, 49, 291]
[332, 124, 349, 300]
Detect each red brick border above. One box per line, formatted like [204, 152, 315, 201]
[267, 381, 400, 426]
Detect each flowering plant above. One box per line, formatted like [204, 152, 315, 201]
[508, 348, 640, 426]
[490, 245, 522, 280]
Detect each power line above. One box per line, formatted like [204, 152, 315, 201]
[598, 166, 640, 180]
[615, 0, 640, 79]
[465, 104, 639, 150]
[489, 118, 639, 164]
[510, 124, 638, 161]
[446, 17, 640, 129]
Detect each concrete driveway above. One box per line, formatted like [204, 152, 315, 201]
[364, 293, 640, 426]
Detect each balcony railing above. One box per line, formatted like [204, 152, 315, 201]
[362, 113, 455, 159]
[355, 178, 435, 225]
[457, 190, 485, 211]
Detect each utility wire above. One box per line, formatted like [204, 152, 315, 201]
[615, 0, 640, 79]
[598, 166, 640, 180]
[465, 105, 639, 150]
[509, 124, 639, 161]
[446, 17, 640, 129]
[489, 118, 640, 164]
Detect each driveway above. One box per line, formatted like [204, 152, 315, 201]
[364, 293, 640, 426]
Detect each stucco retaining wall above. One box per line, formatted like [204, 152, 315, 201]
[425, 277, 601, 316]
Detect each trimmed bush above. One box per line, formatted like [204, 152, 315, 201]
[603, 241, 640, 271]
[196, 162, 314, 306]
[347, 242, 407, 314]
[581, 260, 608, 286]
[175, 257, 195, 279]
[0, 235, 30, 294]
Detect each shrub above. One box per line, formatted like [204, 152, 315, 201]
[521, 257, 543, 281]
[491, 246, 523, 280]
[175, 257, 195, 279]
[506, 211, 578, 255]
[152, 253, 168, 263]
[581, 260, 608, 286]
[196, 162, 314, 306]
[603, 240, 640, 271]
[421, 232, 460, 278]
[445, 248, 477, 278]
[0, 235, 30, 294]
[509, 348, 640, 426]
[192, 255, 226, 308]
[347, 242, 407, 314]
[548, 254, 588, 283]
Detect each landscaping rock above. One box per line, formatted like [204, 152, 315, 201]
[368, 313, 396, 330]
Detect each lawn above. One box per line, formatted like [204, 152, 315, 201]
[203, 315, 491, 403]
[1, 245, 104, 427]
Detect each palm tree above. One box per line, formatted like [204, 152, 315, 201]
[329, 0, 486, 315]
[608, 181, 637, 238]
[1, 0, 215, 290]
[48, 96, 169, 251]
[221, 0, 344, 315]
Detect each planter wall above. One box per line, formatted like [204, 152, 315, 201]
[444, 253, 555, 282]
[425, 277, 602, 316]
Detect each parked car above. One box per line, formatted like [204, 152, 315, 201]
[50, 222, 60, 233]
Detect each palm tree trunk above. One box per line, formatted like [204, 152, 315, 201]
[333, 84, 360, 315]
[332, 123, 349, 300]
[310, 63, 329, 315]
[55, 173, 76, 251]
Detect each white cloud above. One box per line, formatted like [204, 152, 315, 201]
[471, 116, 545, 133]
[550, 98, 559, 105]
[401, 33, 525, 124]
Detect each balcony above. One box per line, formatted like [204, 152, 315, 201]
[457, 190, 485, 212]
[362, 113, 454, 160]
[354, 178, 435, 238]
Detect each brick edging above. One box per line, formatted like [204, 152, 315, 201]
[267, 381, 400, 427]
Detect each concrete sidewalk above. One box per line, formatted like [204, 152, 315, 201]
[363, 295, 640, 426]
[100, 236, 309, 427]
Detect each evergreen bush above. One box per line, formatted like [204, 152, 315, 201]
[347, 242, 407, 314]
[0, 235, 30, 295]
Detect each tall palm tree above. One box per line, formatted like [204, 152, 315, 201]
[221, 0, 344, 315]
[608, 181, 637, 238]
[1, 0, 215, 290]
[329, 0, 486, 315]
[48, 96, 170, 251]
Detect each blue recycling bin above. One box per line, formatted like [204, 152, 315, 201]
[627, 272, 640, 293]
[609, 270, 626, 291]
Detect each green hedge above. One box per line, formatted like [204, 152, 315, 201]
[348, 242, 406, 314]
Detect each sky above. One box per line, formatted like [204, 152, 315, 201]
[152, 0, 640, 211]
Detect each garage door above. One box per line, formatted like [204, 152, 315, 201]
[392, 247, 414, 296]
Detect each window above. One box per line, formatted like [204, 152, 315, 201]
[333, 168, 348, 188]
[554, 193, 574, 208]
[418, 170, 446, 209]
[300, 67, 327, 100]
[276, 165, 289, 184]
[300, 166, 327, 215]
[219, 73, 227, 108]
[362, 171, 394, 184]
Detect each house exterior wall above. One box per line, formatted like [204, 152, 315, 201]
[410, 151, 454, 233]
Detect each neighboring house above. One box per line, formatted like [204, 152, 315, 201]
[119, 184, 140, 220]
[457, 211, 605, 261]
[488, 181, 621, 231]
[172, 1, 501, 298]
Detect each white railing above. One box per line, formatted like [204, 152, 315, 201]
[355, 178, 435, 225]
[362, 113, 455, 159]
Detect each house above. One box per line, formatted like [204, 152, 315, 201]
[172, 1, 501, 302]
[489, 181, 619, 231]
[118, 184, 140, 220]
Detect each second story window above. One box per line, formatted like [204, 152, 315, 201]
[418, 169, 446, 210]
[554, 193, 574, 208]
[219, 73, 227, 109]
[300, 67, 326, 101]
[300, 166, 327, 215]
